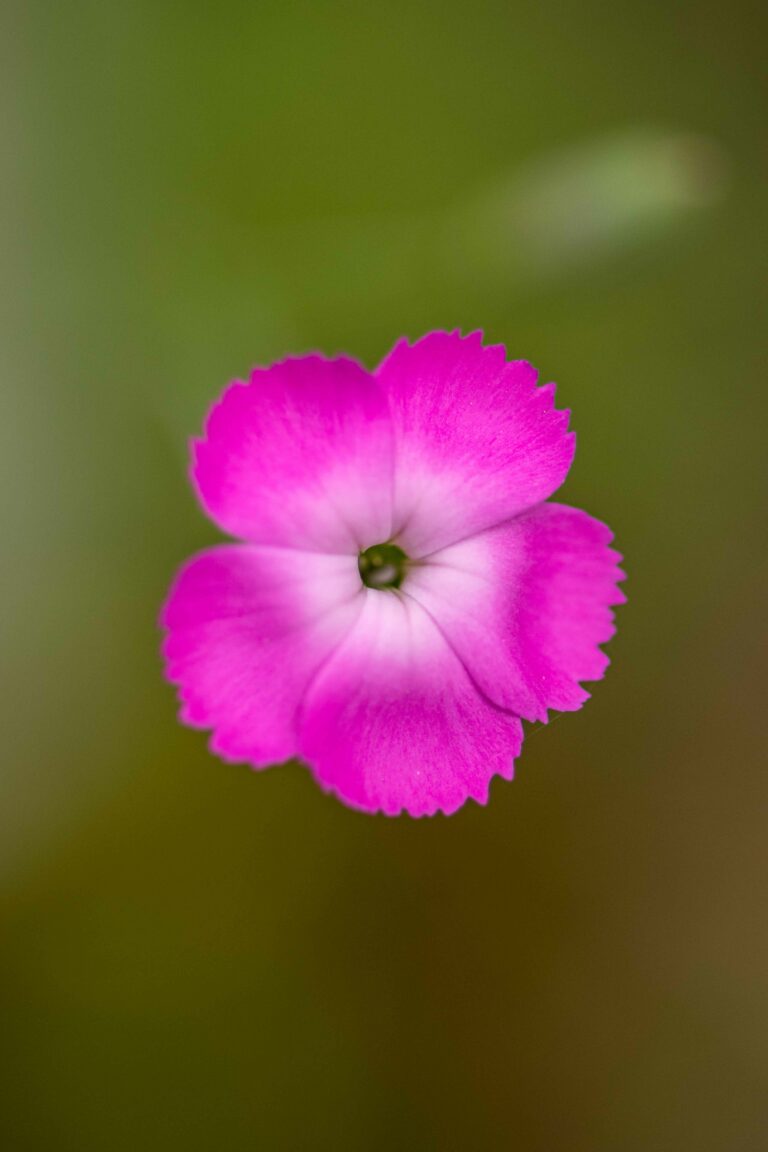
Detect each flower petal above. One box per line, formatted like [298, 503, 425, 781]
[161, 546, 364, 766]
[193, 356, 394, 551]
[298, 591, 523, 816]
[404, 503, 625, 722]
[375, 330, 575, 555]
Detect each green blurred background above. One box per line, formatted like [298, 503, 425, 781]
[2, 2, 767, 1148]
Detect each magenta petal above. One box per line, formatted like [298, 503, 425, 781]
[161, 546, 364, 766]
[375, 330, 575, 555]
[298, 591, 523, 816]
[405, 503, 626, 722]
[193, 356, 394, 551]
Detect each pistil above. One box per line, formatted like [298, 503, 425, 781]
[358, 542, 409, 590]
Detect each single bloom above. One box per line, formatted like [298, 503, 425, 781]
[161, 331, 625, 817]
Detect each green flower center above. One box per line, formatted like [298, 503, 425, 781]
[358, 542, 409, 590]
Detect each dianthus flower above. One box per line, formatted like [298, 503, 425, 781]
[161, 331, 624, 816]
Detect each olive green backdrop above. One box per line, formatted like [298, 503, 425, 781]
[2, 2, 766, 1149]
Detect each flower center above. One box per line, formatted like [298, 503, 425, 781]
[358, 542, 409, 590]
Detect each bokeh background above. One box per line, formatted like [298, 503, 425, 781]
[2, 2, 767, 1148]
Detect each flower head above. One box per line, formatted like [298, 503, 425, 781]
[161, 331, 625, 816]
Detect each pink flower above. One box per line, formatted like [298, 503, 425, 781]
[161, 331, 625, 817]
